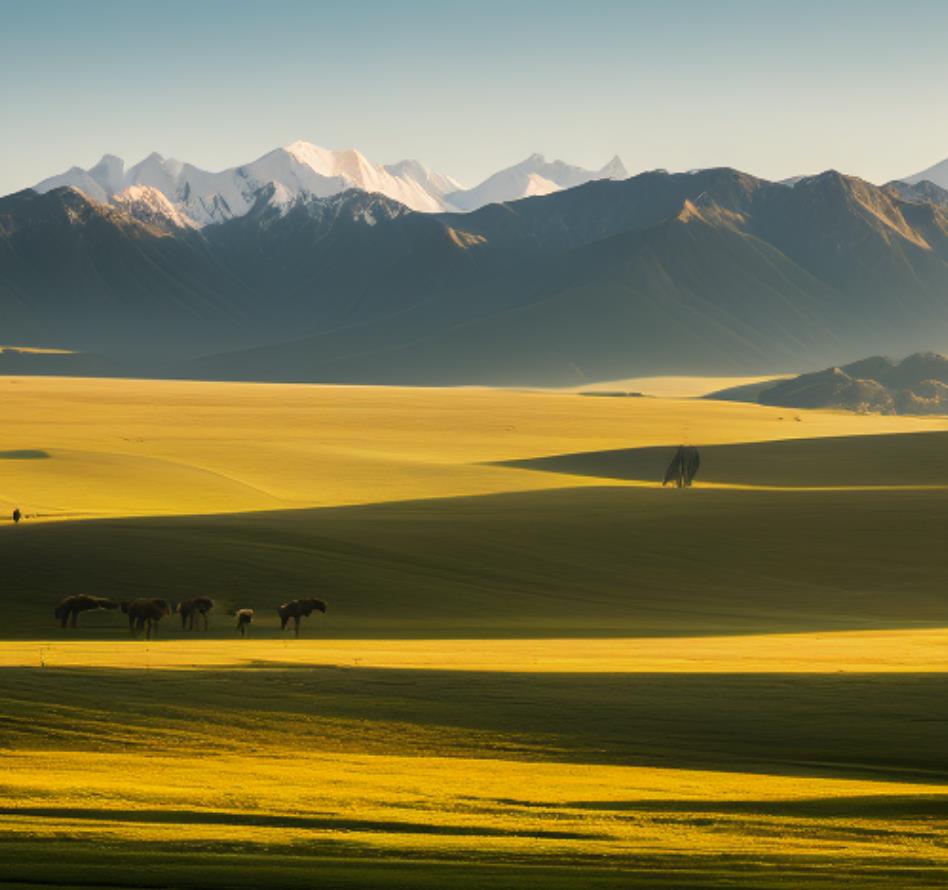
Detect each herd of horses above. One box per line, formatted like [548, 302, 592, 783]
[53, 594, 328, 639]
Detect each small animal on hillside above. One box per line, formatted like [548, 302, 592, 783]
[234, 608, 254, 637]
[12, 508, 21, 524]
[175, 596, 214, 631]
[277, 598, 327, 638]
[121, 598, 171, 640]
[662, 445, 700, 488]
[54, 595, 118, 628]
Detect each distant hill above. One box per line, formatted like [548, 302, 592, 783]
[0, 347, 115, 376]
[707, 352, 948, 415]
[4, 165, 948, 384]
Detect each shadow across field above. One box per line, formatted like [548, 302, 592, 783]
[3, 482, 948, 638]
[7, 841, 935, 890]
[551, 795, 948, 819]
[493, 431, 948, 488]
[4, 666, 948, 780]
[0, 806, 602, 840]
[0, 449, 49, 460]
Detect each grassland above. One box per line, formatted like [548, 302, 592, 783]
[1, 376, 948, 887]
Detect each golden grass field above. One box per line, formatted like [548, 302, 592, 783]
[1, 375, 945, 520]
[2, 376, 948, 887]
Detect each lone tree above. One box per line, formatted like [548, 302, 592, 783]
[663, 445, 700, 488]
[12, 508, 20, 524]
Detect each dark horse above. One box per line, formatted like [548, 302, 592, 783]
[55, 595, 118, 628]
[277, 598, 327, 638]
[663, 445, 700, 488]
[175, 597, 214, 630]
[121, 598, 171, 640]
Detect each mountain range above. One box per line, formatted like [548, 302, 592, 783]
[32, 142, 628, 223]
[4, 151, 948, 385]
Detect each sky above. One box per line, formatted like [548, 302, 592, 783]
[2, 0, 948, 195]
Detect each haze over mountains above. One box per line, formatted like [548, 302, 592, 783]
[4, 146, 948, 386]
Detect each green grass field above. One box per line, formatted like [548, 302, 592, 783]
[5, 483, 948, 638]
[2, 377, 948, 887]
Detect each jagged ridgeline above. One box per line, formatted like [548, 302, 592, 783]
[2, 168, 948, 384]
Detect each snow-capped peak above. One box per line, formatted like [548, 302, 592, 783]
[442, 152, 629, 212]
[270, 140, 448, 212]
[110, 185, 197, 230]
[384, 158, 464, 197]
[31, 141, 628, 225]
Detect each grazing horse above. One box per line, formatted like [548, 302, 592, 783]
[175, 597, 214, 630]
[234, 608, 254, 637]
[54, 595, 118, 628]
[277, 598, 327, 638]
[121, 598, 171, 640]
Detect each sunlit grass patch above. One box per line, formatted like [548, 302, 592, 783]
[3, 630, 948, 672]
[1, 376, 945, 520]
[2, 749, 948, 880]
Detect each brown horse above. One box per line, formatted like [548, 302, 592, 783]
[121, 598, 171, 640]
[54, 595, 118, 628]
[175, 597, 214, 630]
[234, 608, 254, 637]
[277, 598, 327, 638]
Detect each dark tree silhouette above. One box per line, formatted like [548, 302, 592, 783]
[663, 445, 700, 488]
[234, 608, 254, 636]
[54, 595, 118, 628]
[12, 508, 21, 524]
[277, 598, 327, 638]
[121, 598, 171, 639]
[663, 445, 701, 487]
[175, 597, 214, 630]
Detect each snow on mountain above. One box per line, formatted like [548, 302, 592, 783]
[110, 185, 197, 230]
[442, 153, 628, 212]
[383, 159, 464, 198]
[270, 141, 448, 212]
[32, 142, 628, 224]
[34, 166, 112, 203]
[34, 142, 460, 224]
[902, 156, 948, 190]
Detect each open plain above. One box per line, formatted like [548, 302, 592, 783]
[1, 376, 948, 887]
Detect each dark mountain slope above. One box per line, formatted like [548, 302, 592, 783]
[432, 167, 765, 251]
[0, 188, 254, 359]
[748, 173, 948, 351]
[190, 202, 853, 385]
[885, 179, 948, 208]
[3, 167, 948, 384]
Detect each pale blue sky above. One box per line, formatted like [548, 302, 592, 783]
[2, 0, 947, 194]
